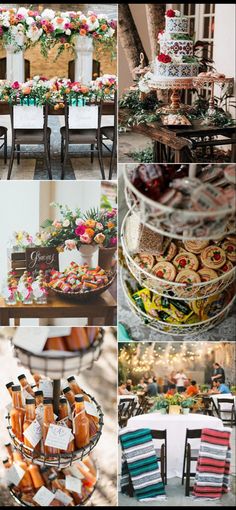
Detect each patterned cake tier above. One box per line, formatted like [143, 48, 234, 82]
[165, 16, 188, 34]
[160, 36, 193, 56]
[155, 61, 199, 79]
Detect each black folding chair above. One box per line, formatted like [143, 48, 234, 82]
[182, 428, 202, 496]
[217, 398, 235, 427]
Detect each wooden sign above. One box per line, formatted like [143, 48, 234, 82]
[25, 247, 59, 274]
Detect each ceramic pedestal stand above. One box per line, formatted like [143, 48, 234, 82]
[6, 45, 25, 82]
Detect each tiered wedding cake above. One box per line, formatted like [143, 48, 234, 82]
[154, 9, 199, 79]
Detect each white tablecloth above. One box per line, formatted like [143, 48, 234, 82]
[128, 413, 223, 478]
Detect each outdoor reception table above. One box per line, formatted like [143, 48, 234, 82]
[119, 109, 236, 163]
[127, 412, 224, 478]
[0, 290, 116, 326]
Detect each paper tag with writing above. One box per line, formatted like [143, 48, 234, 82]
[36, 404, 44, 426]
[68, 465, 84, 480]
[84, 400, 99, 418]
[33, 486, 55, 506]
[54, 489, 73, 506]
[77, 460, 90, 473]
[45, 424, 72, 450]
[65, 475, 82, 494]
[6, 402, 12, 413]
[23, 419, 43, 447]
[57, 419, 74, 441]
[13, 327, 50, 353]
[39, 379, 53, 398]
[5, 464, 25, 485]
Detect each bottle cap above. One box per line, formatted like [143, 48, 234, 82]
[25, 397, 35, 405]
[18, 374, 26, 381]
[5, 381, 14, 389]
[2, 458, 9, 464]
[12, 385, 21, 392]
[4, 442, 11, 447]
[59, 397, 67, 404]
[67, 376, 76, 383]
[75, 395, 84, 403]
[48, 473, 57, 481]
[63, 387, 71, 394]
[34, 390, 43, 397]
[43, 397, 53, 405]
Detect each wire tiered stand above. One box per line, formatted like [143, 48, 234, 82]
[4, 329, 105, 506]
[121, 164, 236, 337]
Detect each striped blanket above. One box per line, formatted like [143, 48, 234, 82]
[119, 427, 166, 501]
[192, 428, 231, 500]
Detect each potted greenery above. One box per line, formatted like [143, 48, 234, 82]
[149, 396, 169, 415]
[230, 386, 236, 395]
[181, 397, 195, 415]
[168, 393, 183, 414]
[200, 384, 210, 393]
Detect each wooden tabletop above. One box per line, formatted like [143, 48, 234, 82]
[0, 290, 117, 326]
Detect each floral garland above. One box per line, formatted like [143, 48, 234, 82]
[0, 74, 117, 106]
[10, 204, 117, 252]
[0, 7, 116, 58]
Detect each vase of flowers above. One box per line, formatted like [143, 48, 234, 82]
[98, 208, 117, 270]
[167, 393, 183, 414]
[149, 396, 169, 414]
[78, 244, 99, 266]
[181, 397, 195, 414]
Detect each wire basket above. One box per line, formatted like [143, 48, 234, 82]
[6, 391, 104, 469]
[13, 330, 104, 378]
[121, 270, 236, 337]
[124, 166, 235, 241]
[9, 484, 97, 507]
[50, 272, 117, 302]
[121, 210, 236, 301]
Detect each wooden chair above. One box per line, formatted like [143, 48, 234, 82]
[151, 429, 167, 485]
[182, 428, 202, 496]
[99, 91, 117, 180]
[216, 398, 235, 427]
[202, 395, 217, 416]
[118, 398, 137, 428]
[60, 98, 105, 180]
[7, 100, 51, 180]
[0, 126, 7, 164]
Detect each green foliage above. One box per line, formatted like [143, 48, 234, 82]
[181, 397, 196, 408]
[130, 145, 154, 163]
[100, 194, 112, 210]
[119, 89, 161, 128]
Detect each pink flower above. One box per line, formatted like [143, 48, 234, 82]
[12, 81, 20, 89]
[52, 220, 62, 228]
[75, 224, 86, 236]
[65, 239, 77, 250]
[0, 27, 3, 36]
[80, 233, 92, 244]
[96, 222, 104, 231]
[109, 236, 117, 247]
[106, 208, 117, 218]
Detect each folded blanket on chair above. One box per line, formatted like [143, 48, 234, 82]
[119, 427, 166, 501]
[192, 428, 231, 500]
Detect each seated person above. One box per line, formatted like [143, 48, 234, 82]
[147, 377, 158, 397]
[126, 379, 133, 392]
[166, 384, 176, 396]
[209, 379, 230, 394]
[118, 382, 131, 395]
[185, 380, 199, 397]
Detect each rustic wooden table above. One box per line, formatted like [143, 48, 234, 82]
[0, 290, 116, 326]
[119, 108, 236, 163]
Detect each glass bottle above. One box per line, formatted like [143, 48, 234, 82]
[4, 442, 14, 463]
[67, 376, 89, 400]
[58, 397, 75, 453]
[44, 336, 66, 351]
[34, 390, 44, 407]
[65, 328, 90, 351]
[28, 463, 44, 489]
[63, 386, 75, 409]
[33, 373, 42, 387]
[18, 373, 35, 397]
[73, 396, 90, 449]
[23, 397, 36, 449]
[32, 273, 48, 304]
[10, 385, 25, 442]
[42, 398, 59, 456]
[5, 381, 14, 397]
[12, 450, 34, 493]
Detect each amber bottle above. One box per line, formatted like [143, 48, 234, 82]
[73, 396, 90, 449]
[5, 381, 14, 397]
[44, 336, 66, 351]
[58, 396, 75, 453]
[28, 463, 44, 489]
[42, 397, 59, 456]
[65, 328, 90, 351]
[4, 442, 14, 463]
[23, 397, 37, 449]
[18, 374, 35, 397]
[63, 386, 75, 408]
[10, 385, 25, 442]
[12, 450, 34, 493]
[34, 390, 44, 407]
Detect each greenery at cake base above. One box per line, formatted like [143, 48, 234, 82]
[119, 89, 161, 128]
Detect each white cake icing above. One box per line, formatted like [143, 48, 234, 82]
[154, 11, 199, 80]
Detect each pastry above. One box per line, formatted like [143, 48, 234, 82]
[198, 267, 218, 282]
[175, 269, 201, 285]
[152, 261, 176, 281]
[200, 246, 226, 269]
[221, 240, 236, 262]
[173, 251, 199, 271]
[134, 253, 155, 271]
[184, 240, 209, 254]
[218, 260, 234, 274]
[155, 242, 177, 261]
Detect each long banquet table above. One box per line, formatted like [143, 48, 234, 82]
[127, 412, 224, 478]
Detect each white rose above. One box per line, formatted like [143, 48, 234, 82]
[174, 10, 181, 17]
[98, 14, 108, 21]
[26, 17, 35, 25]
[27, 26, 43, 43]
[87, 19, 99, 31]
[17, 7, 29, 18]
[104, 27, 115, 38]
[63, 219, 70, 227]
[65, 29, 71, 35]
[41, 9, 55, 20]
[138, 79, 150, 93]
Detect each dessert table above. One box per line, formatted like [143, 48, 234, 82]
[0, 290, 116, 326]
[119, 109, 236, 163]
[127, 412, 224, 478]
